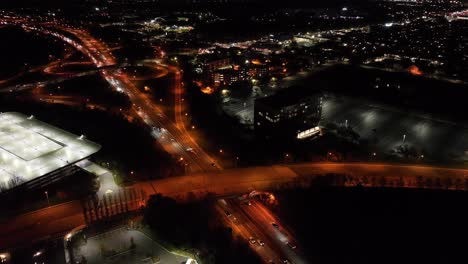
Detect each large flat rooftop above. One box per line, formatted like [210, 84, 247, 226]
[0, 112, 101, 191]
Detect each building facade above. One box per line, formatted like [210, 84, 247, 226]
[254, 88, 322, 139]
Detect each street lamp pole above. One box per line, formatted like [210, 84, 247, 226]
[44, 191, 50, 206]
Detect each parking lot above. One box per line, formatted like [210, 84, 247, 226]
[321, 96, 468, 161]
[73, 227, 188, 264]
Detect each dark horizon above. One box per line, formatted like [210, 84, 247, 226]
[0, 0, 388, 9]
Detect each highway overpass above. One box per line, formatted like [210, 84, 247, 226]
[2, 162, 468, 249]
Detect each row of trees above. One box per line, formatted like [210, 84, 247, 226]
[289, 173, 468, 192]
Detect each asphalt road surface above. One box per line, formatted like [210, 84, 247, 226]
[3, 162, 468, 250]
[219, 197, 308, 264]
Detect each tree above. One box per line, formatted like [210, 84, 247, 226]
[425, 178, 433, 189]
[454, 178, 462, 190]
[379, 176, 387, 187]
[416, 176, 424, 188]
[397, 177, 405, 187]
[443, 178, 453, 190]
[8, 175, 23, 188]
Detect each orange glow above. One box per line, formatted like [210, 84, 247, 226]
[195, 81, 215, 94]
[201, 86, 214, 94]
[251, 59, 263, 65]
[408, 65, 423, 76]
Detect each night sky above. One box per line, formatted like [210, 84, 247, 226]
[0, 0, 378, 9]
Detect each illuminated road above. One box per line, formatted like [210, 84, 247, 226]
[0, 193, 143, 250]
[54, 23, 220, 173]
[3, 15, 468, 261]
[0, 47, 75, 88]
[0, 200, 85, 249]
[218, 197, 307, 263]
[3, 162, 468, 250]
[0, 16, 219, 173]
[217, 198, 285, 263]
[238, 199, 307, 264]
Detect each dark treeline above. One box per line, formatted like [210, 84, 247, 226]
[272, 185, 468, 264]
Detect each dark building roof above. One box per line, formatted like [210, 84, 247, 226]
[256, 86, 320, 109]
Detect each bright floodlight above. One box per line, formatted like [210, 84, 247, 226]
[0, 112, 101, 192]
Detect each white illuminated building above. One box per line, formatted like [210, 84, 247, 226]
[0, 112, 101, 192]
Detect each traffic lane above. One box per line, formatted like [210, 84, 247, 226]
[117, 71, 212, 172]
[219, 199, 285, 263]
[120, 78, 206, 172]
[113, 68, 213, 170]
[232, 198, 306, 264]
[0, 201, 83, 234]
[138, 107, 204, 169]
[215, 205, 277, 262]
[59, 21, 217, 172]
[226, 198, 294, 263]
[0, 195, 144, 250]
[135, 165, 299, 200]
[0, 201, 85, 249]
[54, 25, 217, 172]
[243, 200, 308, 264]
[171, 72, 220, 169]
[221, 199, 286, 263]
[249, 201, 299, 246]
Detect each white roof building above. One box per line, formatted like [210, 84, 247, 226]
[0, 112, 101, 192]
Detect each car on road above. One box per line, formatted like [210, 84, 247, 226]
[272, 222, 279, 229]
[286, 242, 297, 249]
[257, 240, 265, 246]
[249, 237, 256, 244]
[281, 259, 290, 263]
[186, 147, 197, 154]
[224, 210, 232, 217]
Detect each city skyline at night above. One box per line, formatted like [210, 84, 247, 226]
[0, 0, 468, 263]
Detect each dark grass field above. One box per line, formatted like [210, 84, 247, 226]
[274, 186, 468, 264]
